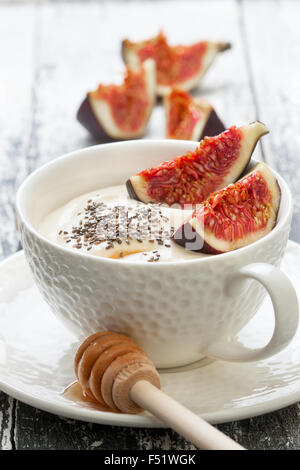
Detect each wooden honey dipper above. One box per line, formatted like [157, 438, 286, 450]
[74, 331, 245, 450]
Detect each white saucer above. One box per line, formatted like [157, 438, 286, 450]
[0, 242, 300, 428]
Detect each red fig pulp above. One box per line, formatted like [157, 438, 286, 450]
[173, 162, 281, 253]
[126, 122, 269, 206]
[122, 31, 231, 96]
[164, 88, 225, 141]
[77, 59, 156, 140]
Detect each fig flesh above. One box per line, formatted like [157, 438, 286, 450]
[173, 162, 281, 254]
[122, 31, 231, 96]
[164, 88, 225, 140]
[126, 121, 269, 206]
[77, 59, 156, 140]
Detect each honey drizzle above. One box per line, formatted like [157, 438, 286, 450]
[62, 381, 118, 413]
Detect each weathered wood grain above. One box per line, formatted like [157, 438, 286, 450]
[241, 0, 300, 242]
[0, 3, 36, 259]
[0, 395, 15, 450]
[13, 404, 197, 450]
[24, 0, 262, 171]
[12, 402, 300, 450]
[218, 403, 300, 450]
[0, 0, 299, 451]
[0, 3, 36, 451]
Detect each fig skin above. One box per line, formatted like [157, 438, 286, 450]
[172, 221, 225, 255]
[164, 89, 225, 141]
[200, 109, 226, 139]
[216, 42, 231, 53]
[172, 162, 281, 254]
[77, 59, 156, 141]
[126, 179, 140, 202]
[77, 96, 119, 142]
[121, 40, 128, 65]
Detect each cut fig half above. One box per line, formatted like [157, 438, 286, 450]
[173, 162, 281, 254]
[77, 59, 156, 141]
[126, 121, 269, 206]
[164, 88, 225, 140]
[122, 31, 231, 96]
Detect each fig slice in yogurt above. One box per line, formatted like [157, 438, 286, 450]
[126, 121, 269, 207]
[172, 162, 281, 254]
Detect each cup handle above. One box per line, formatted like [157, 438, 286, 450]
[205, 262, 299, 362]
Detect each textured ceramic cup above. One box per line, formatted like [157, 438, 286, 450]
[16, 140, 299, 368]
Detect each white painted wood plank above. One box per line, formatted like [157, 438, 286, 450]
[0, 4, 36, 258]
[0, 396, 14, 450]
[31, 0, 262, 172]
[242, 0, 300, 240]
[0, 3, 36, 450]
[4, 0, 298, 451]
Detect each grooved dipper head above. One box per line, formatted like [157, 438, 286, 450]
[74, 331, 160, 414]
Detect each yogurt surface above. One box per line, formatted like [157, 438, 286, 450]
[39, 184, 207, 262]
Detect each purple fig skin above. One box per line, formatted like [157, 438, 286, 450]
[217, 42, 232, 52]
[126, 179, 140, 202]
[121, 40, 127, 64]
[200, 109, 225, 140]
[77, 96, 119, 142]
[172, 222, 223, 255]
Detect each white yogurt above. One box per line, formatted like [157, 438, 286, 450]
[39, 185, 207, 262]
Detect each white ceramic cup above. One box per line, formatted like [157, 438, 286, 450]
[16, 140, 299, 368]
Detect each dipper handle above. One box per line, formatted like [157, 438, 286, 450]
[75, 331, 245, 450]
[130, 380, 245, 451]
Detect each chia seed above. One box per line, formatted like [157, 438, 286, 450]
[59, 197, 173, 261]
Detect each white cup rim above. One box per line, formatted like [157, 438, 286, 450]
[16, 139, 293, 267]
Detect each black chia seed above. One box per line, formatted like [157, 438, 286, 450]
[58, 197, 174, 262]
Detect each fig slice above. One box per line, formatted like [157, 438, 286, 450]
[122, 31, 231, 96]
[173, 162, 281, 254]
[164, 88, 225, 140]
[126, 121, 269, 206]
[77, 59, 156, 141]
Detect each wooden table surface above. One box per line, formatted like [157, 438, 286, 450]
[1, 0, 300, 450]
